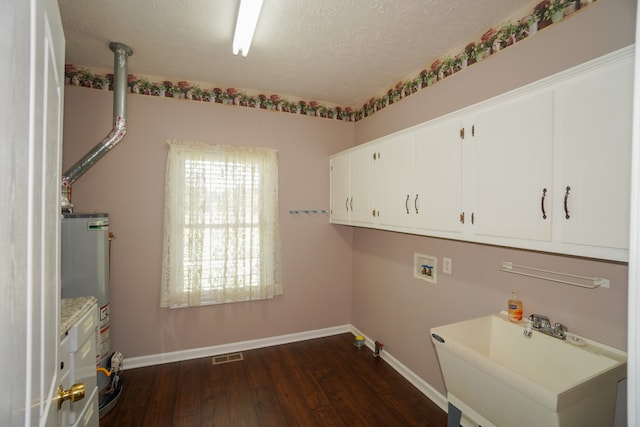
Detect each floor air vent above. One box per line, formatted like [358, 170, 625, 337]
[212, 352, 244, 365]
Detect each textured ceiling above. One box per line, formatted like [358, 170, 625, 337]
[58, 0, 538, 108]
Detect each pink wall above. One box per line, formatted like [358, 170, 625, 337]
[355, 0, 637, 142]
[350, 0, 635, 397]
[62, 89, 355, 357]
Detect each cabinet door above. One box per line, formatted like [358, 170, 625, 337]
[350, 147, 375, 225]
[67, 305, 99, 426]
[556, 57, 633, 252]
[330, 153, 350, 223]
[470, 89, 554, 243]
[413, 117, 464, 235]
[375, 133, 415, 229]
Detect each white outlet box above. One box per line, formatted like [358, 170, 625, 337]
[443, 257, 452, 275]
[414, 253, 437, 284]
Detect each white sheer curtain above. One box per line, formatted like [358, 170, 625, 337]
[161, 140, 282, 308]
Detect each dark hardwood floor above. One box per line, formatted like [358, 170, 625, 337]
[99, 333, 448, 426]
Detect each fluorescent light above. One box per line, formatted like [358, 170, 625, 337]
[232, 0, 264, 57]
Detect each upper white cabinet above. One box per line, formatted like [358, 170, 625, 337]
[553, 53, 633, 260]
[330, 145, 375, 226]
[350, 147, 376, 224]
[330, 47, 633, 262]
[369, 115, 464, 235]
[329, 152, 350, 223]
[374, 132, 415, 230]
[468, 88, 554, 244]
[413, 116, 464, 236]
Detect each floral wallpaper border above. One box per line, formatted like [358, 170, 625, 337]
[65, 0, 593, 122]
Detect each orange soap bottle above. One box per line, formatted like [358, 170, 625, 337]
[508, 291, 523, 322]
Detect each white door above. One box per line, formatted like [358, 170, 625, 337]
[628, 5, 640, 423]
[0, 0, 65, 425]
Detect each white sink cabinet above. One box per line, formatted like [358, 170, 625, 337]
[59, 298, 99, 427]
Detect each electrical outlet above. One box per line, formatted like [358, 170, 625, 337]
[414, 253, 437, 284]
[443, 257, 452, 275]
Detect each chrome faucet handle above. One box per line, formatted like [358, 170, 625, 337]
[523, 319, 533, 338]
[554, 322, 567, 337]
[526, 314, 566, 340]
[528, 314, 549, 329]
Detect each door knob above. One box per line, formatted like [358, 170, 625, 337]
[57, 383, 85, 410]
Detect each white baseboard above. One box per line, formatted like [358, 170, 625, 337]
[349, 325, 477, 427]
[124, 324, 351, 370]
[124, 324, 473, 426]
[348, 326, 448, 412]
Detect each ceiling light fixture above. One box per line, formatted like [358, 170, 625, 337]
[232, 0, 264, 57]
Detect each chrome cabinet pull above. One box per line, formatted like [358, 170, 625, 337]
[563, 186, 571, 219]
[414, 194, 419, 214]
[541, 188, 547, 219]
[405, 194, 410, 214]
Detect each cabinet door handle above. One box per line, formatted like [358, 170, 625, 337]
[460, 212, 465, 224]
[563, 186, 571, 219]
[350, 197, 354, 212]
[541, 188, 547, 219]
[414, 194, 419, 214]
[405, 195, 410, 214]
[345, 197, 349, 212]
[471, 212, 475, 224]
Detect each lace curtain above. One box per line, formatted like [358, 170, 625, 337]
[161, 140, 282, 308]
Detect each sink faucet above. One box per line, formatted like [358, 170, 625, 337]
[526, 314, 566, 340]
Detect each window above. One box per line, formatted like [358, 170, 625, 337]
[161, 141, 282, 308]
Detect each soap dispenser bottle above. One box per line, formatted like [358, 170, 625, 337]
[508, 291, 523, 322]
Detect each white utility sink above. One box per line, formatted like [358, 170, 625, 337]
[430, 312, 626, 427]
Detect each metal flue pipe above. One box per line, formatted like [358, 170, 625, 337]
[61, 42, 133, 209]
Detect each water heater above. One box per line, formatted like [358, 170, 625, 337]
[60, 213, 111, 393]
